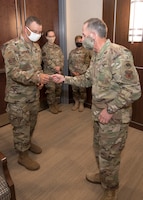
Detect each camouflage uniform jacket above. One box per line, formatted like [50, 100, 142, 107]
[68, 46, 91, 75]
[65, 39, 141, 123]
[1, 36, 42, 103]
[42, 43, 64, 74]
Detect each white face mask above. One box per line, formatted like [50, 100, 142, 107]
[82, 35, 95, 50]
[26, 26, 41, 42]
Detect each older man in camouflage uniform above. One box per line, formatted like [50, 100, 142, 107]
[1, 16, 49, 171]
[68, 35, 91, 112]
[52, 18, 141, 200]
[42, 30, 64, 114]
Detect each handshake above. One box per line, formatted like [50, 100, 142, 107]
[38, 73, 66, 85]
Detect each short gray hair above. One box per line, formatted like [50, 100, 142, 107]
[84, 18, 108, 38]
[25, 16, 42, 26]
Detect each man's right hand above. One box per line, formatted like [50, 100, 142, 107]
[51, 74, 65, 83]
[39, 74, 50, 84]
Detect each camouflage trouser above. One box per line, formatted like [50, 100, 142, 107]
[93, 121, 128, 189]
[45, 81, 62, 105]
[72, 85, 87, 102]
[6, 101, 39, 152]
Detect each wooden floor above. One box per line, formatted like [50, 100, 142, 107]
[0, 104, 143, 200]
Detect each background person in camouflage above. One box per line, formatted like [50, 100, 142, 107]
[42, 30, 64, 114]
[1, 16, 49, 171]
[52, 18, 141, 200]
[68, 35, 91, 112]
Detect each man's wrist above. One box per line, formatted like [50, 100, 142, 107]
[37, 73, 41, 83]
[107, 106, 114, 114]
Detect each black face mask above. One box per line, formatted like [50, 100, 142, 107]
[76, 42, 82, 48]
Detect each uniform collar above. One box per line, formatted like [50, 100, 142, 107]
[96, 39, 111, 59]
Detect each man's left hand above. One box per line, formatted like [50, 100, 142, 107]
[98, 108, 113, 124]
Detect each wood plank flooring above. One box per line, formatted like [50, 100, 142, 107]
[0, 104, 143, 200]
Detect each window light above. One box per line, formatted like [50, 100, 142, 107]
[128, 0, 143, 43]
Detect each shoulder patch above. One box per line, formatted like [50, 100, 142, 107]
[124, 70, 134, 80]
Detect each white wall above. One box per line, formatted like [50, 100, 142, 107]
[59, 0, 103, 103]
[66, 0, 103, 56]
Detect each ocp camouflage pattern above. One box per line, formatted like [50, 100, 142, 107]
[65, 39, 141, 123]
[68, 46, 91, 75]
[1, 36, 42, 103]
[42, 43, 64, 74]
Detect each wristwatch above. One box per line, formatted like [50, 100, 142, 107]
[107, 106, 114, 114]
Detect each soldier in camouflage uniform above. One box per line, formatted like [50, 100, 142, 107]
[68, 35, 91, 112]
[42, 30, 64, 114]
[52, 18, 141, 200]
[1, 16, 49, 171]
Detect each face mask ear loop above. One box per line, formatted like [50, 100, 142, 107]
[25, 26, 42, 42]
[25, 26, 31, 40]
[26, 26, 31, 33]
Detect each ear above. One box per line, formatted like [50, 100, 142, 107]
[24, 26, 27, 32]
[90, 32, 96, 39]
